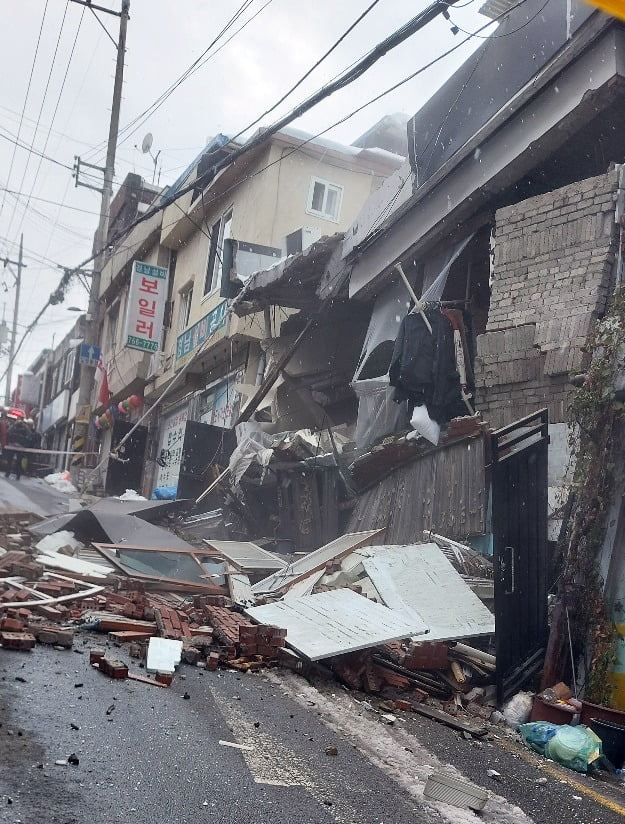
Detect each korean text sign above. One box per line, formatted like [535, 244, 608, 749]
[124, 261, 169, 353]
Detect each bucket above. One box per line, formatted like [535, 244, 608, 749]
[589, 718, 625, 770]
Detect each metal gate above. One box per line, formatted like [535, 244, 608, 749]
[491, 409, 549, 704]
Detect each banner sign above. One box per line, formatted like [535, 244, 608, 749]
[124, 261, 169, 353]
[175, 299, 227, 368]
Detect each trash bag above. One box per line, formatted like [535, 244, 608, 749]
[502, 691, 533, 727]
[519, 722, 603, 773]
[151, 485, 177, 500]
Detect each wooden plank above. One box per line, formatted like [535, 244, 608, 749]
[410, 702, 489, 737]
[128, 672, 167, 688]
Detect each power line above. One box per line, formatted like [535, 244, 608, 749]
[83, 0, 267, 164]
[0, 0, 50, 226]
[0, 0, 526, 386]
[225, 0, 383, 147]
[0, 187, 100, 216]
[12, 4, 86, 245]
[4, 2, 71, 241]
[108, 0, 466, 243]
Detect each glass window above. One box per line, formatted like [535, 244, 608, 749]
[178, 284, 193, 331]
[307, 177, 343, 222]
[204, 209, 233, 295]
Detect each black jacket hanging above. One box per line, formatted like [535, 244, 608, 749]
[388, 305, 464, 424]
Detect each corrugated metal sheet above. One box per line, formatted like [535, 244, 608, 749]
[360, 544, 494, 641]
[245, 588, 428, 660]
[347, 436, 486, 542]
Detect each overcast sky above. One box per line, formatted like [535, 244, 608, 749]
[0, 0, 489, 390]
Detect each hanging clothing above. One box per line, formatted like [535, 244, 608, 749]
[388, 304, 465, 424]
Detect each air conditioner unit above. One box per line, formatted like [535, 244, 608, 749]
[284, 227, 321, 256]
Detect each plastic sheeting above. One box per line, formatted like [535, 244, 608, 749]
[351, 234, 474, 448]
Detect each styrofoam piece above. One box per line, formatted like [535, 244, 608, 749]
[423, 773, 488, 811]
[146, 637, 183, 674]
[34, 553, 113, 578]
[36, 530, 83, 555]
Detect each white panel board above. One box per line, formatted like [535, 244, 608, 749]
[361, 543, 495, 641]
[252, 529, 384, 594]
[204, 540, 285, 572]
[245, 588, 428, 661]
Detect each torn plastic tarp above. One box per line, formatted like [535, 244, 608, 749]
[228, 425, 274, 486]
[351, 234, 474, 448]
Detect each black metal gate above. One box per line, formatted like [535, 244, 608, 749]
[491, 409, 549, 705]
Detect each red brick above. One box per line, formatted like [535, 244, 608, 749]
[0, 617, 24, 632]
[394, 700, 413, 712]
[89, 647, 106, 664]
[97, 657, 128, 679]
[206, 652, 220, 671]
[0, 631, 36, 650]
[155, 672, 173, 686]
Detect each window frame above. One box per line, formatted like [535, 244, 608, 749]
[203, 208, 233, 297]
[177, 281, 194, 333]
[306, 177, 343, 223]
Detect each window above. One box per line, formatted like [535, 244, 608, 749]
[107, 304, 119, 351]
[307, 177, 343, 222]
[63, 348, 77, 385]
[200, 372, 242, 429]
[178, 283, 193, 332]
[203, 209, 233, 296]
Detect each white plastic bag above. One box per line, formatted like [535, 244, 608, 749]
[502, 691, 534, 727]
[410, 405, 440, 446]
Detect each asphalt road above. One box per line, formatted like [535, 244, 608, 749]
[1, 476, 625, 823]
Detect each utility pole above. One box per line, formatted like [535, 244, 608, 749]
[3, 234, 25, 406]
[72, 0, 130, 473]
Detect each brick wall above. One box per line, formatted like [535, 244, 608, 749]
[476, 169, 620, 427]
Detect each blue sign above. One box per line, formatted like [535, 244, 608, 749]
[175, 300, 228, 366]
[79, 343, 101, 368]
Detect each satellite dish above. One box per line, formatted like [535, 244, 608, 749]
[141, 132, 153, 154]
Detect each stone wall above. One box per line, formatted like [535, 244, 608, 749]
[475, 169, 621, 427]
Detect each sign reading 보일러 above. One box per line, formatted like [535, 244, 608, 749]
[124, 261, 169, 353]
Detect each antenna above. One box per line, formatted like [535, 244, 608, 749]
[136, 132, 161, 185]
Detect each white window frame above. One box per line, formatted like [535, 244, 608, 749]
[306, 177, 343, 223]
[203, 208, 233, 298]
[178, 281, 194, 332]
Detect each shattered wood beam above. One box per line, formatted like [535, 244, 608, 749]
[236, 317, 315, 423]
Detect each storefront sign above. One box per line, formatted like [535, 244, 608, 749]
[175, 299, 228, 369]
[124, 261, 169, 353]
[156, 406, 188, 488]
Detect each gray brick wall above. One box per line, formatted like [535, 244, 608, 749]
[476, 169, 620, 427]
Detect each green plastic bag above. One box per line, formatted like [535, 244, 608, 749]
[519, 722, 603, 773]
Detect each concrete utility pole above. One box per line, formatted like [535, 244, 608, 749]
[3, 233, 25, 406]
[72, 0, 130, 470]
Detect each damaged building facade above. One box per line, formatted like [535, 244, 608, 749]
[56, 0, 625, 712]
[86, 126, 404, 496]
[227, 1, 625, 703]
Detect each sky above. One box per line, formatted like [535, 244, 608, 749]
[0, 0, 491, 391]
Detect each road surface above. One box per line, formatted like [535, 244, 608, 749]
[1, 478, 625, 823]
